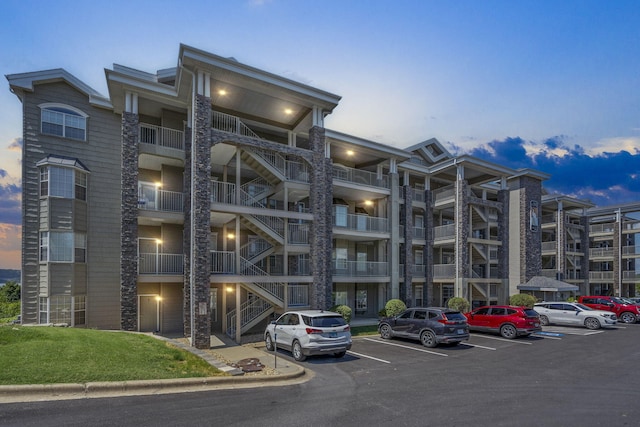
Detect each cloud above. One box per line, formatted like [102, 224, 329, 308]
[0, 223, 21, 270]
[466, 136, 640, 207]
[0, 169, 21, 225]
[7, 137, 22, 152]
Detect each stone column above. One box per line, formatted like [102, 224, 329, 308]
[401, 185, 414, 305]
[455, 179, 470, 299]
[389, 172, 400, 300]
[190, 93, 211, 349]
[497, 189, 509, 288]
[309, 125, 333, 309]
[182, 125, 192, 337]
[120, 111, 139, 331]
[520, 176, 542, 282]
[580, 215, 590, 295]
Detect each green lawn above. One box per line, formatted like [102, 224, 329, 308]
[350, 324, 378, 336]
[0, 326, 225, 385]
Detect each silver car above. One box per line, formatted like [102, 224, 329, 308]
[534, 302, 617, 330]
[264, 310, 352, 361]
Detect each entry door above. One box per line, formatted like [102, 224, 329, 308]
[139, 296, 158, 332]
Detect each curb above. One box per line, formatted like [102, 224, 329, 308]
[0, 366, 307, 402]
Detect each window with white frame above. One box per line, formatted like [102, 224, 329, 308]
[40, 104, 87, 141]
[74, 296, 86, 325]
[40, 165, 87, 201]
[40, 231, 86, 263]
[333, 290, 348, 306]
[39, 295, 85, 325]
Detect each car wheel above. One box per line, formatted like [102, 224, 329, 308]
[333, 351, 346, 358]
[539, 315, 550, 326]
[265, 333, 274, 351]
[420, 330, 438, 348]
[380, 324, 392, 340]
[620, 312, 637, 324]
[292, 340, 306, 362]
[500, 324, 517, 339]
[584, 317, 601, 330]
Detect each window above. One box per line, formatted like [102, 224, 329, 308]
[40, 165, 87, 201]
[39, 297, 48, 324]
[333, 291, 348, 306]
[74, 296, 86, 325]
[334, 205, 348, 227]
[40, 231, 86, 263]
[41, 105, 87, 141]
[49, 295, 72, 324]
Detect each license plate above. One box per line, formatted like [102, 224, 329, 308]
[534, 323, 540, 327]
[329, 332, 337, 338]
[457, 329, 464, 334]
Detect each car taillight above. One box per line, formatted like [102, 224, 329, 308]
[305, 328, 323, 334]
[438, 318, 457, 325]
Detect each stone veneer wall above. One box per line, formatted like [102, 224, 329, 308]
[613, 221, 621, 294]
[557, 209, 566, 279]
[455, 179, 470, 298]
[401, 185, 414, 305]
[519, 176, 543, 282]
[191, 94, 212, 349]
[120, 112, 139, 331]
[182, 126, 192, 337]
[497, 189, 509, 283]
[424, 189, 434, 306]
[308, 126, 333, 309]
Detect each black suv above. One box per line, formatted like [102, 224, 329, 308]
[378, 307, 470, 348]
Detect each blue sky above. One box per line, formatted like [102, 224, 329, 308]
[1, 0, 639, 268]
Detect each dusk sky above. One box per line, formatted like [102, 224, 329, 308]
[1, 0, 639, 269]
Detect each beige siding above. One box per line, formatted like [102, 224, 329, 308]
[161, 283, 183, 333]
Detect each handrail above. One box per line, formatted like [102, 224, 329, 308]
[212, 111, 260, 139]
[332, 165, 389, 188]
[139, 123, 184, 150]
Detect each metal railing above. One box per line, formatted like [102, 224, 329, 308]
[589, 247, 615, 258]
[589, 271, 614, 280]
[333, 212, 389, 233]
[332, 260, 388, 277]
[138, 253, 183, 274]
[434, 224, 455, 241]
[623, 270, 640, 280]
[226, 297, 272, 338]
[210, 181, 236, 204]
[212, 111, 260, 139]
[413, 227, 425, 239]
[589, 223, 615, 234]
[138, 189, 184, 212]
[210, 251, 235, 274]
[332, 165, 389, 188]
[240, 238, 272, 261]
[139, 123, 184, 150]
[433, 264, 455, 279]
[433, 185, 455, 203]
[412, 188, 425, 203]
[542, 241, 557, 252]
[288, 284, 309, 306]
[288, 223, 310, 244]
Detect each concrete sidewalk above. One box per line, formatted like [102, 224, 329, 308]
[0, 334, 307, 403]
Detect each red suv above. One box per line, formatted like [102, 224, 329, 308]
[578, 296, 640, 324]
[464, 305, 542, 339]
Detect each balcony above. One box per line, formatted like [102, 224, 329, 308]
[138, 189, 184, 212]
[590, 224, 615, 234]
[541, 241, 557, 252]
[138, 253, 183, 275]
[589, 247, 615, 258]
[434, 224, 455, 241]
[433, 185, 455, 204]
[333, 212, 389, 233]
[333, 260, 388, 277]
[139, 123, 184, 150]
[622, 270, 640, 280]
[210, 251, 236, 274]
[433, 264, 455, 279]
[333, 165, 389, 189]
[288, 223, 310, 244]
[622, 246, 640, 256]
[589, 271, 614, 281]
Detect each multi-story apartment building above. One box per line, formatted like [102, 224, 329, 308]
[7, 44, 635, 348]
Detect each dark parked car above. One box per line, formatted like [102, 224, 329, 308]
[464, 305, 541, 339]
[378, 307, 469, 348]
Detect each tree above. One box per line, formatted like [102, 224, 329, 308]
[0, 280, 20, 303]
[447, 297, 470, 313]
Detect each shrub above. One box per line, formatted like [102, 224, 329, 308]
[447, 297, 470, 313]
[330, 305, 352, 324]
[509, 293, 537, 308]
[384, 299, 407, 317]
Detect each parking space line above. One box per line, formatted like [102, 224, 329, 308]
[470, 334, 533, 345]
[532, 334, 562, 340]
[363, 337, 448, 357]
[348, 351, 391, 364]
[460, 342, 496, 350]
[584, 330, 605, 336]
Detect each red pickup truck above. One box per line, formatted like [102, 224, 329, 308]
[578, 296, 640, 324]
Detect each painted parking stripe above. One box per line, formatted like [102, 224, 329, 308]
[363, 337, 448, 357]
[460, 342, 496, 350]
[347, 351, 391, 364]
[532, 333, 562, 340]
[470, 334, 533, 345]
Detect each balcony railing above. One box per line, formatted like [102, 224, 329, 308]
[433, 185, 455, 203]
[288, 223, 310, 244]
[589, 247, 615, 258]
[332, 260, 388, 277]
[433, 264, 455, 279]
[210, 251, 235, 274]
[139, 123, 184, 150]
[288, 284, 309, 306]
[622, 246, 640, 256]
[622, 270, 640, 280]
[434, 224, 455, 241]
[623, 221, 640, 231]
[332, 165, 389, 189]
[413, 227, 425, 239]
[542, 241, 557, 252]
[589, 271, 614, 281]
[138, 189, 184, 212]
[138, 253, 183, 274]
[211, 181, 236, 205]
[590, 224, 615, 234]
[333, 213, 389, 233]
[412, 188, 425, 203]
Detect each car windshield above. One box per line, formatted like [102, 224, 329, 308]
[574, 303, 593, 311]
[309, 316, 347, 328]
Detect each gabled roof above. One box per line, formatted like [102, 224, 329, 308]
[6, 69, 112, 109]
[517, 276, 579, 292]
[36, 154, 90, 172]
[404, 138, 453, 166]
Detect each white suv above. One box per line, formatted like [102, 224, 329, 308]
[264, 310, 352, 361]
[534, 302, 617, 329]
